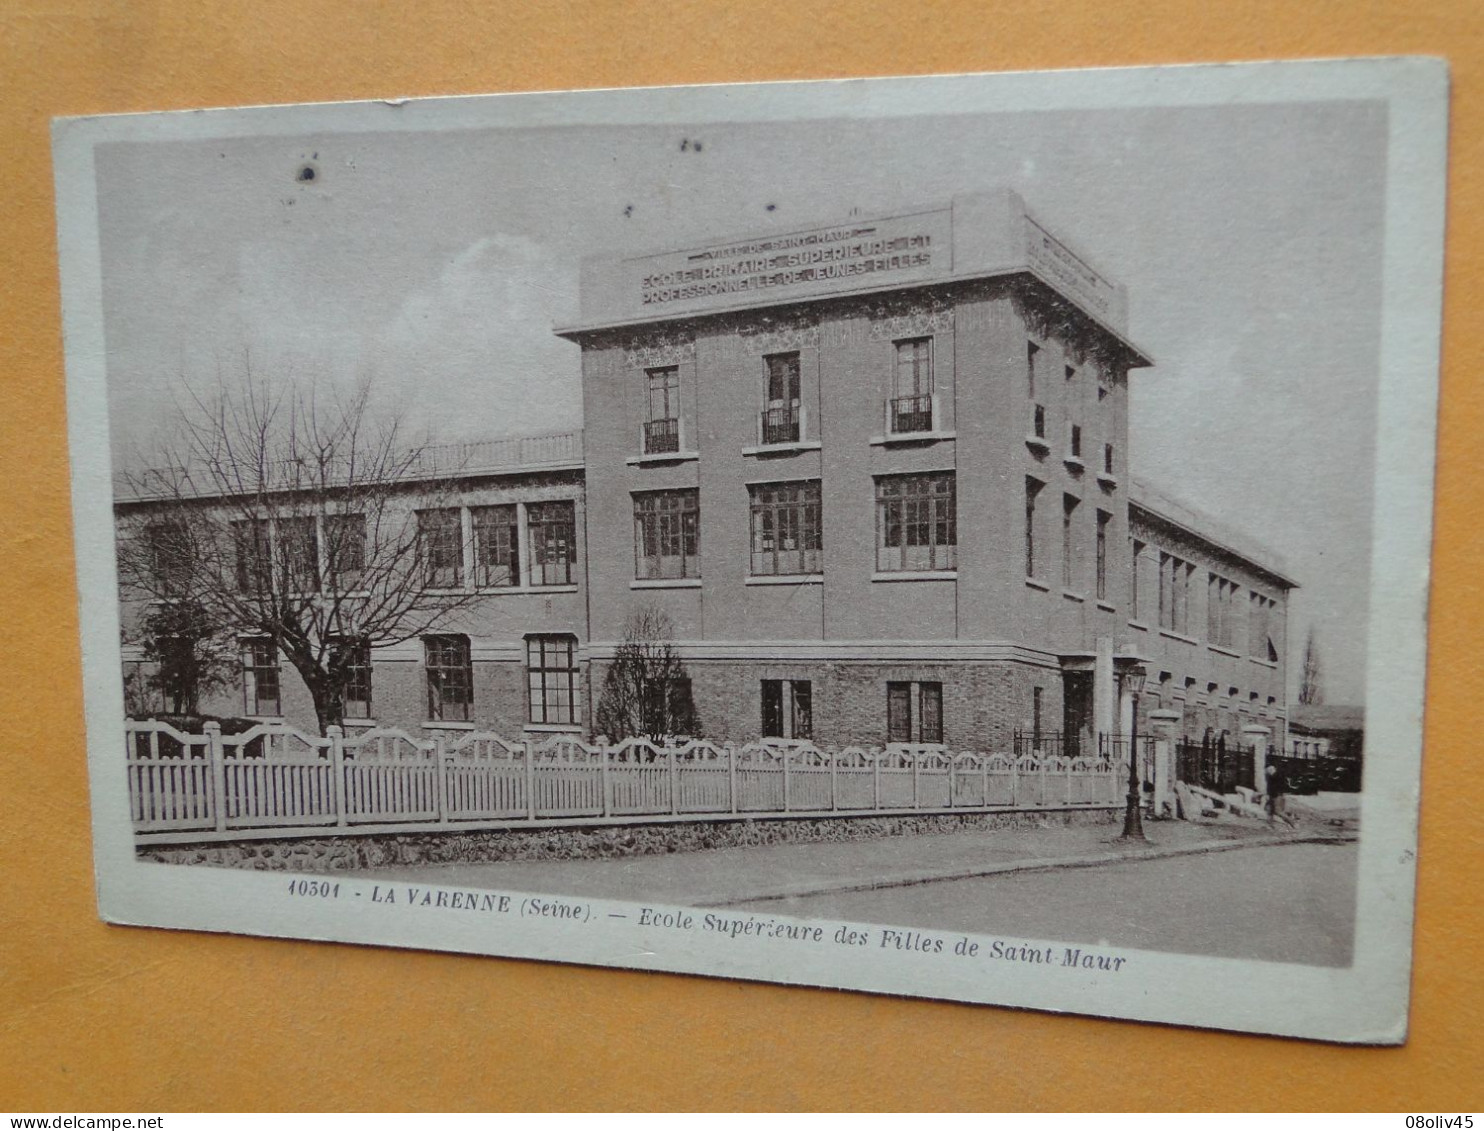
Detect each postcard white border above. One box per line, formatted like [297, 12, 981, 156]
[53, 57, 1448, 1043]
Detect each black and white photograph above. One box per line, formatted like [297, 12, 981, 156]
[54, 58, 1446, 1043]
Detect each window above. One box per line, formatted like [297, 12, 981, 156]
[1131, 539, 1145, 619]
[527, 635, 578, 726]
[1207, 574, 1243, 648]
[1096, 510, 1111, 602]
[1027, 341, 1041, 398]
[278, 516, 320, 593]
[761, 679, 812, 739]
[240, 637, 280, 717]
[331, 636, 372, 720]
[634, 489, 699, 580]
[325, 513, 366, 590]
[1159, 552, 1194, 634]
[1025, 478, 1043, 578]
[527, 501, 577, 586]
[417, 509, 463, 589]
[1104, 443, 1115, 476]
[470, 505, 519, 588]
[1069, 424, 1082, 460]
[1032, 686, 1044, 745]
[1062, 494, 1080, 590]
[749, 481, 822, 576]
[762, 352, 802, 444]
[231, 519, 271, 594]
[1250, 592, 1279, 659]
[890, 337, 934, 433]
[645, 366, 680, 454]
[424, 634, 472, 722]
[144, 521, 192, 597]
[887, 681, 943, 744]
[877, 473, 955, 572]
[1032, 403, 1046, 439]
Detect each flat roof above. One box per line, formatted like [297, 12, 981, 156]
[555, 189, 1154, 367]
[1129, 475, 1299, 589]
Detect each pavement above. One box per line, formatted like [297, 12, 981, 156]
[358, 813, 1353, 908]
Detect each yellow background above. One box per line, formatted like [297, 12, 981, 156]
[1, 1, 1479, 1112]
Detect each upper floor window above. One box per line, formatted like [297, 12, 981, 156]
[231, 519, 272, 595]
[331, 636, 372, 720]
[144, 521, 192, 598]
[1250, 592, 1278, 659]
[1069, 424, 1083, 460]
[278, 516, 320, 594]
[1096, 510, 1111, 602]
[644, 366, 680, 454]
[877, 472, 955, 573]
[527, 634, 579, 726]
[749, 481, 822, 576]
[1131, 539, 1146, 619]
[1061, 495, 1080, 590]
[472, 505, 519, 588]
[417, 509, 463, 589]
[240, 636, 280, 717]
[1208, 573, 1239, 648]
[634, 489, 700, 580]
[424, 634, 472, 723]
[1025, 478, 1043, 579]
[1159, 552, 1194, 635]
[527, 501, 577, 586]
[762, 352, 802, 444]
[325, 513, 366, 590]
[1027, 341, 1042, 398]
[1103, 443, 1116, 476]
[889, 337, 934, 434]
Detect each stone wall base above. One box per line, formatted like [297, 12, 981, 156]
[138, 807, 1119, 873]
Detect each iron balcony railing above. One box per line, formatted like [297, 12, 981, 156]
[761, 404, 802, 445]
[643, 418, 681, 455]
[888, 393, 935, 435]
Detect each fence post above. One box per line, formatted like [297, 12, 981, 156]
[981, 756, 989, 809]
[1011, 753, 1020, 807]
[668, 745, 678, 815]
[782, 747, 791, 813]
[205, 722, 226, 833]
[600, 737, 611, 819]
[829, 748, 838, 812]
[946, 755, 954, 810]
[912, 749, 920, 809]
[728, 744, 738, 815]
[524, 738, 536, 821]
[326, 725, 346, 827]
[435, 733, 449, 825]
[873, 750, 881, 811]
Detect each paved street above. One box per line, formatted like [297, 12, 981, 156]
[358, 816, 1357, 966]
[732, 841, 1357, 967]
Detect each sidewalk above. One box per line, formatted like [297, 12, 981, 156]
[358, 815, 1349, 908]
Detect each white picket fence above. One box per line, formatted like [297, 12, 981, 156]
[125, 719, 1126, 842]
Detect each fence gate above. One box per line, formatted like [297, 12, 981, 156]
[1175, 738, 1255, 795]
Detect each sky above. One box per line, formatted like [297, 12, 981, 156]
[94, 96, 1388, 704]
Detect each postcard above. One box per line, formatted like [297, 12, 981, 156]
[53, 57, 1447, 1042]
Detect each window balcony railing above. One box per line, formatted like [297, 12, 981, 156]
[887, 393, 937, 436]
[759, 404, 805, 446]
[642, 418, 681, 455]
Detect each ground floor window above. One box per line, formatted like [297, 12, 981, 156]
[240, 637, 281, 717]
[527, 634, 579, 725]
[761, 679, 813, 739]
[332, 636, 372, 720]
[887, 680, 943, 744]
[425, 634, 472, 722]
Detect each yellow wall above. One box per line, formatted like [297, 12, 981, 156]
[2, 1, 1479, 1111]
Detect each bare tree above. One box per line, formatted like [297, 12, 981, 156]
[595, 608, 699, 742]
[116, 375, 483, 734]
[1299, 627, 1325, 707]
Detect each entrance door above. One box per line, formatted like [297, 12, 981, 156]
[1062, 670, 1094, 759]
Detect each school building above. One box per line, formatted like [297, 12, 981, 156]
[116, 189, 1297, 756]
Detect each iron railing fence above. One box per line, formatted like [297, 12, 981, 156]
[125, 720, 1129, 843]
[889, 394, 934, 434]
[1175, 740, 1256, 795]
[643, 418, 680, 455]
[761, 405, 802, 445]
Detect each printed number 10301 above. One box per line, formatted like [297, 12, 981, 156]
[288, 880, 341, 898]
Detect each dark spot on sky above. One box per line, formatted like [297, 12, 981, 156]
[765, 203, 776, 212]
[679, 138, 704, 152]
[623, 204, 634, 218]
[298, 165, 316, 182]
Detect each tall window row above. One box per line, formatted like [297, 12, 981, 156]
[222, 513, 367, 596]
[416, 500, 577, 591]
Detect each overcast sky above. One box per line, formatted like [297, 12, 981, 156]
[94, 96, 1387, 704]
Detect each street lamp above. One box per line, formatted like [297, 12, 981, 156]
[1118, 664, 1148, 842]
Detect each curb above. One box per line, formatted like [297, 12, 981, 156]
[698, 830, 1357, 907]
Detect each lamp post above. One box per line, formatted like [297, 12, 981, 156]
[1118, 665, 1148, 842]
